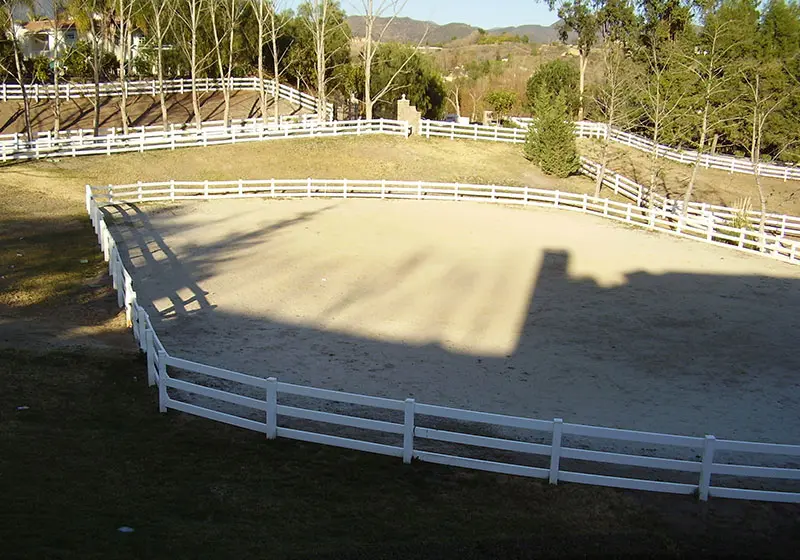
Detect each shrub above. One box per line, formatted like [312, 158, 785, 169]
[523, 89, 580, 177]
[485, 90, 517, 123]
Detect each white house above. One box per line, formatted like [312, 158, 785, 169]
[16, 19, 79, 59]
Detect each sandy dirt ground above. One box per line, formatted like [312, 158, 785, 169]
[108, 198, 800, 466]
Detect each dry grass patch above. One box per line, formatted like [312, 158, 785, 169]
[579, 137, 800, 215]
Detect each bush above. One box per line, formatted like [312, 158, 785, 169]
[485, 90, 517, 123]
[526, 59, 580, 117]
[524, 89, 580, 177]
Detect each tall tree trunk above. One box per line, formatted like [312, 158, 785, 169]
[118, 0, 130, 135]
[52, 19, 61, 137]
[257, 2, 268, 119]
[682, 101, 709, 218]
[364, 6, 373, 120]
[156, 25, 168, 129]
[92, 22, 101, 135]
[11, 38, 32, 142]
[270, 6, 281, 121]
[190, 9, 202, 129]
[210, 3, 231, 126]
[578, 52, 588, 121]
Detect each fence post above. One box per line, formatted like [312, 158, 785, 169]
[158, 351, 168, 412]
[266, 377, 278, 439]
[698, 435, 716, 501]
[170, 179, 175, 201]
[343, 178, 348, 199]
[403, 398, 415, 464]
[549, 418, 564, 484]
[146, 328, 156, 386]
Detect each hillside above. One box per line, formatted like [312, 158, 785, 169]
[345, 16, 567, 46]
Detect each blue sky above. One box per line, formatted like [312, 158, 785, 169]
[291, 1, 561, 29]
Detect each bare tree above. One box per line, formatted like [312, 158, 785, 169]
[357, 0, 426, 120]
[208, 0, 242, 126]
[68, 0, 113, 135]
[115, 0, 136, 133]
[50, 0, 70, 137]
[175, 0, 207, 128]
[636, 40, 687, 207]
[679, 23, 740, 217]
[303, 0, 348, 118]
[592, 41, 633, 198]
[144, 0, 174, 129]
[741, 62, 793, 234]
[1, 0, 35, 141]
[251, 0, 291, 120]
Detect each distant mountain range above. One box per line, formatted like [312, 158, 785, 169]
[346, 16, 566, 46]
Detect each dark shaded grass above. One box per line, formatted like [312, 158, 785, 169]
[2, 350, 799, 559]
[0, 349, 679, 559]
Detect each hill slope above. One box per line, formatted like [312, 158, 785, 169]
[346, 16, 566, 45]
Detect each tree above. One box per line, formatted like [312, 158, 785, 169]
[249, 0, 290, 120]
[1, 0, 35, 141]
[68, 0, 115, 135]
[525, 59, 580, 116]
[115, 0, 137, 134]
[524, 88, 580, 177]
[365, 42, 445, 119]
[142, 0, 175, 129]
[592, 41, 635, 197]
[485, 89, 516, 123]
[297, 0, 350, 117]
[543, 0, 598, 120]
[358, 0, 427, 120]
[208, 0, 244, 126]
[174, 0, 209, 128]
[678, 19, 740, 216]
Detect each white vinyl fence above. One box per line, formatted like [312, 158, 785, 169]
[420, 120, 800, 240]
[86, 185, 800, 504]
[90, 178, 799, 265]
[0, 118, 409, 162]
[510, 117, 800, 182]
[0, 77, 332, 117]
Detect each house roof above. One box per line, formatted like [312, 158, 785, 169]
[23, 20, 76, 33]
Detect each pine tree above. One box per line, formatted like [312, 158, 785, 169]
[524, 89, 581, 177]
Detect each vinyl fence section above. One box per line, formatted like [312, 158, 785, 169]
[90, 178, 800, 266]
[86, 185, 800, 503]
[421, 120, 800, 240]
[0, 119, 409, 162]
[0, 77, 332, 117]
[510, 117, 800, 182]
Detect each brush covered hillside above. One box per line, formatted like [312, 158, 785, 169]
[345, 16, 565, 46]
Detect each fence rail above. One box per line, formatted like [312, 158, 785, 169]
[85, 185, 800, 504]
[90, 178, 799, 266]
[420, 120, 800, 240]
[0, 77, 332, 117]
[509, 117, 800, 182]
[0, 118, 409, 162]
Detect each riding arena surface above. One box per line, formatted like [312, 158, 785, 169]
[108, 197, 800, 463]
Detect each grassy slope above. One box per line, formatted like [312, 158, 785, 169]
[579, 138, 800, 216]
[2, 136, 800, 558]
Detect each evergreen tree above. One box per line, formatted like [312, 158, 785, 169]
[524, 88, 580, 177]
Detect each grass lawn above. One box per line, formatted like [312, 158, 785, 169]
[2, 136, 800, 559]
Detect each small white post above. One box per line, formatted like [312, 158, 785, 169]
[266, 377, 278, 439]
[549, 418, 564, 484]
[403, 398, 415, 464]
[698, 435, 716, 501]
[158, 351, 168, 412]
